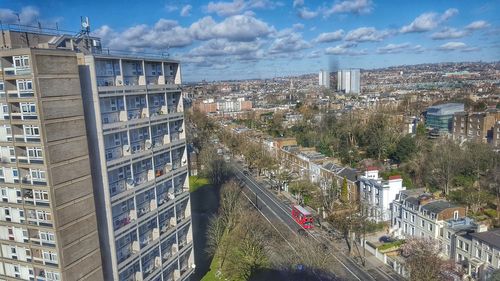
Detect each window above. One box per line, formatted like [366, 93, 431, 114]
[34, 190, 49, 201]
[43, 250, 57, 262]
[447, 231, 451, 239]
[411, 214, 415, 223]
[453, 210, 459, 220]
[30, 169, 46, 180]
[24, 125, 40, 136]
[46, 271, 60, 281]
[40, 231, 55, 242]
[421, 220, 425, 228]
[16, 80, 33, 91]
[476, 248, 482, 258]
[27, 147, 43, 158]
[459, 240, 463, 249]
[20, 102, 36, 115]
[428, 223, 433, 231]
[13, 55, 30, 68]
[465, 243, 469, 251]
[487, 253, 492, 263]
[36, 210, 52, 221]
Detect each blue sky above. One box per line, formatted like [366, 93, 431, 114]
[1, 0, 499, 81]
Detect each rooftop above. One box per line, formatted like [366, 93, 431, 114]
[421, 200, 459, 214]
[427, 103, 464, 116]
[469, 228, 500, 249]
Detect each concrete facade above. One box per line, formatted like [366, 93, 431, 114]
[0, 48, 103, 280]
[79, 54, 194, 281]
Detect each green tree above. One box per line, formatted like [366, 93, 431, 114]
[390, 134, 417, 163]
[341, 177, 349, 203]
[289, 180, 317, 205]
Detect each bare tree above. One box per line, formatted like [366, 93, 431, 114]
[199, 147, 231, 186]
[428, 139, 462, 195]
[401, 237, 463, 281]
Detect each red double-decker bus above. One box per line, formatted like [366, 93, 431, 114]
[291, 205, 314, 229]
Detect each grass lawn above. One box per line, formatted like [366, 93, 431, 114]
[201, 255, 219, 281]
[189, 176, 211, 193]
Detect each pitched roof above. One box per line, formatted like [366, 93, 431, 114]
[421, 200, 459, 214]
[469, 228, 500, 249]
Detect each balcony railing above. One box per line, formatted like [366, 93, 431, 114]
[4, 66, 31, 75]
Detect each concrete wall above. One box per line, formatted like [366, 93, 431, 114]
[30, 49, 104, 280]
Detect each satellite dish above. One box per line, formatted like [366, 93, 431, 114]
[145, 140, 152, 149]
[123, 144, 130, 152]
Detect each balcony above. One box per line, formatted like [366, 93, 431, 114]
[133, 170, 154, 186]
[7, 89, 34, 98]
[110, 180, 128, 197]
[117, 241, 139, 264]
[4, 66, 31, 76]
[105, 146, 123, 161]
[137, 200, 157, 218]
[157, 193, 171, 208]
[142, 227, 160, 248]
[149, 105, 168, 118]
[155, 163, 172, 178]
[126, 108, 149, 121]
[102, 111, 127, 124]
[152, 134, 170, 147]
[114, 209, 136, 231]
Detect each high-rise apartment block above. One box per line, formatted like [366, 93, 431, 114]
[0, 25, 193, 281]
[318, 70, 330, 88]
[337, 69, 360, 94]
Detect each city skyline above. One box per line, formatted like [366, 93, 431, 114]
[1, 0, 499, 81]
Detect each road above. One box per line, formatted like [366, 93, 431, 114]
[232, 160, 403, 281]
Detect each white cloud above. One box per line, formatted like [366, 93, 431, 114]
[307, 50, 322, 58]
[293, 23, 304, 30]
[344, 27, 390, 42]
[313, 29, 344, 43]
[0, 6, 40, 26]
[431, 27, 468, 40]
[377, 43, 424, 54]
[269, 31, 311, 54]
[325, 43, 366, 56]
[206, 0, 247, 16]
[465, 20, 490, 30]
[441, 8, 458, 21]
[325, 0, 373, 16]
[190, 15, 274, 42]
[293, 0, 304, 8]
[189, 39, 262, 57]
[438, 41, 479, 52]
[400, 8, 458, 33]
[297, 8, 319, 19]
[377, 43, 411, 54]
[180, 5, 192, 17]
[205, 0, 281, 17]
[165, 4, 178, 12]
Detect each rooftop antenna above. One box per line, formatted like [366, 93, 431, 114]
[79, 16, 91, 53]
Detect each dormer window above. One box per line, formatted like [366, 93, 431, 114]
[453, 210, 459, 220]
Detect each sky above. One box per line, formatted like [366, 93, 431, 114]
[1, 0, 499, 81]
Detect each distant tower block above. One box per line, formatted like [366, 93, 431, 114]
[319, 69, 330, 88]
[337, 69, 360, 94]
